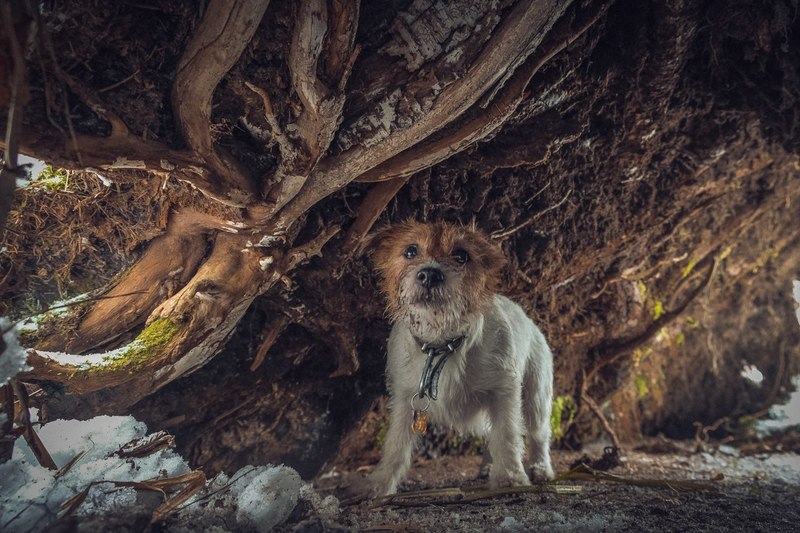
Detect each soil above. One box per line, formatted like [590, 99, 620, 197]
[303, 443, 800, 532]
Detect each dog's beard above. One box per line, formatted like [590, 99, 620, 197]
[394, 278, 472, 343]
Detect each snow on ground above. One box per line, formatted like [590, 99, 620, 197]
[15, 155, 47, 188]
[1, 318, 31, 386]
[755, 280, 800, 434]
[0, 415, 326, 532]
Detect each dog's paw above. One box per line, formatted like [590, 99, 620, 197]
[489, 468, 531, 488]
[528, 462, 555, 482]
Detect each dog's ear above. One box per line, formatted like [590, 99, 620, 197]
[473, 230, 507, 275]
[356, 224, 392, 259]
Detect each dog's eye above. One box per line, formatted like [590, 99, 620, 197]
[404, 245, 418, 259]
[453, 249, 469, 265]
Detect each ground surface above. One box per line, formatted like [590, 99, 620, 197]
[305, 443, 800, 532]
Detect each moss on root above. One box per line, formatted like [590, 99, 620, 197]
[87, 318, 181, 373]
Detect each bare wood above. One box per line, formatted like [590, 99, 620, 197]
[273, 0, 576, 226]
[173, 0, 269, 199]
[3, 131, 251, 206]
[286, 225, 341, 271]
[35, 209, 224, 353]
[24, 232, 270, 402]
[355, 1, 610, 184]
[250, 315, 290, 371]
[264, 0, 360, 212]
[340, 175, 411, 258]
[11, 380, 58, 469]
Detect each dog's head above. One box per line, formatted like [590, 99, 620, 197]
[369, 221, 506, 342]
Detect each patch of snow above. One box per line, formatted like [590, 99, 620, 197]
[178, 465, 318, 532]
[500, 516, 523, 531]
[86, 169, 113, 187]
[740, 363, 764, 385]
[1, 415, 314, 531]
[18, 293, 91, 335]
[236, 467, 302, 531]
[34, 340, 145, 369]
[1, 317, 31, 385]
[15, 154, 47, 187]
[757, 375, 800, 434]
[259, 256, 274, 270]
[0, 416, 190, 532]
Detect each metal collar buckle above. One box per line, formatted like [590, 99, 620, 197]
[416, 336, 464, 401]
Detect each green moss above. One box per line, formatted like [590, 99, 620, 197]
[685, 316, 701, 329]
[681, 257, 698, 280]
[376, 421, 388, 448]
[636, 281, 648, 299]
[652, 299, 665, 320]
[33, 165, 69, 191]
[551, 395, 576, 441]
[634, 374, 650, 399]
[674, 332, 686, 346]
[632, 347, 652, 368]
[88, 317, 180, 373]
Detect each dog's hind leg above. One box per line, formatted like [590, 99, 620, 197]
[523, 337, 555, 481]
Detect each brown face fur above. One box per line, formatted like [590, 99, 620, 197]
[370, 221, 506, 335]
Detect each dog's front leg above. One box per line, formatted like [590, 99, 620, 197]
[361, 392, 418, 497]
[487, 389, 530, 487]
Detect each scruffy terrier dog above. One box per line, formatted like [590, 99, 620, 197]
[354, 221, 554, 497]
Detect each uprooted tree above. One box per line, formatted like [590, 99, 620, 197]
[2, 0, 799, 474]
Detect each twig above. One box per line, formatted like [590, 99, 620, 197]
[98, 69, 140, 93]
[244, 81, 293, 159]
[581, 392, 623, 451]
[558, 464, 718, 493]
[367, 483, 582, 509]
[286, 225, 341, 270]
[339, 175, 411, 260]
[250, 315, 291, 371]
[491, 189, 572, 240]
[10, 380, 57, 470]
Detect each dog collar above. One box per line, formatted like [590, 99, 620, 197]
[413, 335, 464, 401]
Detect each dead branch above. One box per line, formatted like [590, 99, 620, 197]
[581, 391, 623, 451]
[264, 0, 360, 212]
[339, 175, 411, 259]
[272, 0, 583, 227]
[172, 0, 268, 199]
[11, 380, 57, 470]
[491, 189, 573, 240]
[363, 483, 582, 509]
[353, 0, 610, 184]
[250, 315, 291, 371]
[286, 224, 341, 271]
[558, 464, 718, 493]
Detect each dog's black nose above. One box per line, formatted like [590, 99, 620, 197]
[416, 267, 444, 289]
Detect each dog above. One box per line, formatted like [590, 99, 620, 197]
[353, 221, 554, 497]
